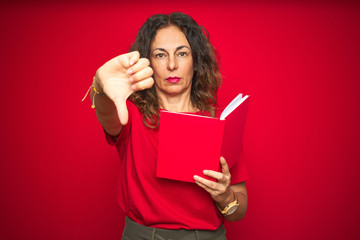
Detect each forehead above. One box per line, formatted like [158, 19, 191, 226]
[151, 25, 190, 50]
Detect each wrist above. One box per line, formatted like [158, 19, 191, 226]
[93, 76, 104, 93]
[218, 190, 235, 209]
[216, 191, 239, 216]
[81, 76, 108, 109]
[92, 76, 106, 97]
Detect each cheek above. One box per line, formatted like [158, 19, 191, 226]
[152, 66, 167, 87]
[185, 62, 194, 78]
[153, 74, 162, 87]
[151, 62, 165, 78]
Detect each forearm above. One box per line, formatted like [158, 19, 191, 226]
[223, 190, 248, 222]
[91, 76, 122, 136]
[215, 181, 248, 222]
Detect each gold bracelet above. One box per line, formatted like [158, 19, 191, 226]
[81, 84, 106, 109]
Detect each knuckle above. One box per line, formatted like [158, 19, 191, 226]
[140, 58, 150, 66]
[142, 78, 153, 89]
[147, 78, 154, 87]
[136, 83, 144, 91]
[144, 58, 150, 66]
[221, 174, 227, 182]
[131, 74, 139, 81]
[145, 67, 152, 75]
[118, 55, 127, 64]
[225, 175, 230, 181]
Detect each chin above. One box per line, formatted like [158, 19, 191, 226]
[165, 86, 188, 95]
[156, 82, 192, 97]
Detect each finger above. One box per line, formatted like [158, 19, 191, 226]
[194, 179, 214, 194]
[128, 51, 140, 66]
[203, 170, 224, 182]
[193, 175, 218, 191]
[126, 58, 151, 75]
[129, 67, 154, 83]
[220, 156, 230, 175]
[113, 98, 129, 126]
[115, 51, 140, 69]
[131, 77, 154, 91]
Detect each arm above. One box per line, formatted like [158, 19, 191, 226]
[194, 157, 248, 222]
[90, 76, 120, 136]
[89, 51, 154, 135]
[222, 182, 248, 222]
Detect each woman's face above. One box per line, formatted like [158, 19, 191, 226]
[150, 25, 194, 98]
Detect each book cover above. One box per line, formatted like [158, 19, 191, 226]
[156, 93, 250, 183]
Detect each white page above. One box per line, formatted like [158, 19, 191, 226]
[220, 93, 249, 120]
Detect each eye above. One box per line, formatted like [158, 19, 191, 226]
[178, 52, 187, 57]
[156, 53, 165, 58]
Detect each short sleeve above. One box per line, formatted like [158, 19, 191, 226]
[229, 151, 249, 184]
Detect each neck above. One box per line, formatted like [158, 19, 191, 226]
[156, 89, 197, 113]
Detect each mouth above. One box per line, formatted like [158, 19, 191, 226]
[166, 77, 181, 83]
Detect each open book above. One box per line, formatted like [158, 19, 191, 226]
[156, 93, 250, 183]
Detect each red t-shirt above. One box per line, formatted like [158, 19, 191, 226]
[105, 101, 249, 230]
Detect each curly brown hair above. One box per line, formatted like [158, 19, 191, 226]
[129, 12, 222, 128]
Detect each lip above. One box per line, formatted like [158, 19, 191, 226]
[166, 77, 181, 83]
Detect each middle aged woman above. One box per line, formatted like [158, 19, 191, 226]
[88, 12, 248, 240]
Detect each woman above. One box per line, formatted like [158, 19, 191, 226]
[88, 12, 248, 240]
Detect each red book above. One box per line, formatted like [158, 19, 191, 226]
[156, 93, 250, 183]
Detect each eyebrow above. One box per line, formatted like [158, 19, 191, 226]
[152, 45, 191, 53]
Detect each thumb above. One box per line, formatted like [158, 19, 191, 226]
[220, 157, 230, 174]
[114, 99, 129, 126]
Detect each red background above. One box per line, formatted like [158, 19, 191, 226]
[1, 1, 360, 239]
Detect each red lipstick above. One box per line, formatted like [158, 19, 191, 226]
[166, 77, 181, 83]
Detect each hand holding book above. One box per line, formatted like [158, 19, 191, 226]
[193, 156, 233, 204]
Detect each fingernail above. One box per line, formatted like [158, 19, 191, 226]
[131, 85, 136, 90]
[203, 170, 208, 174]
[127, 69, 133, 75]
[129, 77, 134, 83]
[194, 175, 199, 180]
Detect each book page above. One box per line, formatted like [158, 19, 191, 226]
[220, 93, 249, 120]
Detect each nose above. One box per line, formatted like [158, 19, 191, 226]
[167, 55, 178, 71]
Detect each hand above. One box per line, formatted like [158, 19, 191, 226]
[194, 157, 233, 205]
[95, 51, 154, 125]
